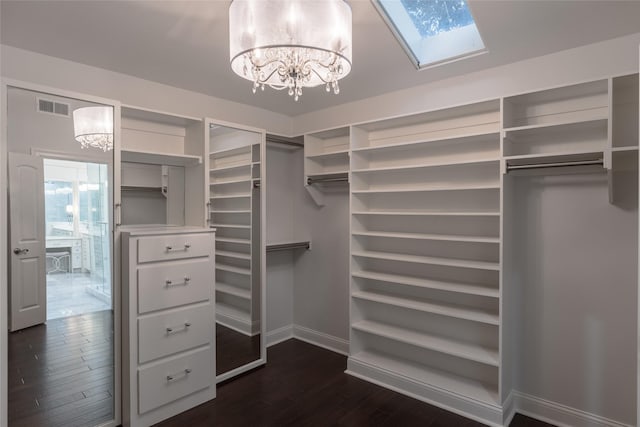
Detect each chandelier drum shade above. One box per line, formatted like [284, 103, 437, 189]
[229, 0, 352, 101]
[72, 106, 114, 152]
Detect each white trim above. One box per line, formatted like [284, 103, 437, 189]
[292, 325, 349, 355]
[266, 325, 294, 347]
[512, 391, 633, 427]
[346, 357, 503, 426]
[0, 74, 8, 427]
[502, 391, 517, 426]
[216, 358, 265, 384]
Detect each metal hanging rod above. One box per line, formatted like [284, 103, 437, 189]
[306, 175, 349, 185]
[506, 158, 603, 172]
[266, 134, 304, 148]
[121, 186, 164, 193]
[266, 241, 311, 252]
[253, 180, 261, 188]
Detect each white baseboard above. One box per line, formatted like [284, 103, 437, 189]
[216, 312, 252, 336]
[512, 392, 633, 427]
[502, 391, 516, 426]
[292, 325, 349, 355]
[346, 356, 503, 426]
[266, 325, 294, 347]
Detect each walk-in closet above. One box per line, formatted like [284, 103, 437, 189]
[2, 2, 640, 427]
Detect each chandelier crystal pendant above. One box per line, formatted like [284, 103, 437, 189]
[229, 0, 352, 101]
[72, 106, 114, 152]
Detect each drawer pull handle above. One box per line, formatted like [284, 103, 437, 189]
[167, 368, 192, 382]
[166, 322, 192, 334]
[165, 244, 191, 252]
[165, 277, 191, 287]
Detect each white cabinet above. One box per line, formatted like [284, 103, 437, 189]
[121, 227, 216, 427]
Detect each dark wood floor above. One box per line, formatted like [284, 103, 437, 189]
[8, 310, 114, 427]
[159, 339, 553, 427]
[216, 323, 261, 375]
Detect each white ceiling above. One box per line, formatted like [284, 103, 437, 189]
[2, 1, 640, 117]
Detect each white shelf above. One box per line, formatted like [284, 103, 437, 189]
[352, 131, 500, 154]
[210, 194, 251, 200]
[352, 250, 499, 271]
[210, 209, 251, 214]
[216, 250, 251, 260]
[352, 158, 499, 174]
[352, 270, 499, 298]
[210, 146, 251, 157]
[350, 351, 499, 406]
[352, 184, 499, 194]
[216, 282, 251, 299]
[121, 149, 202, 166]
[216, 302, 250, 322]
[216, 263, 251, 276]
[503, 116, 607, 134]
[352, 211, 500, 217]
[352, 320, 499, 367]
[306, 149, 349, 160]
[216, 237, 251, 245]
[209, 163, 251, 173]
[352, 231, 499, 244]
[210, 223, 251, 229]
[210, 178, 251, 186]
[612, 146, 639, 152]
[352, 291, 498, 325]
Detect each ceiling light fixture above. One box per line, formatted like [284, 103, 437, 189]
[73, 106, 114, 152]
[229, 0, 352, 101]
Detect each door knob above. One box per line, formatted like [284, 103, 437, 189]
[13, 248, 29, 255]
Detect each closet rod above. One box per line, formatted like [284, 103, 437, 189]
[306, 176, 349, 185]
[121, 186, 164, 193]
[266, 134, 304, 148]
[266, 241, 311, 252]
[506, 158, 603, 172]
[253, 180, 261, 188]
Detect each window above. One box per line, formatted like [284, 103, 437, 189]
[374, 0, 486, 69]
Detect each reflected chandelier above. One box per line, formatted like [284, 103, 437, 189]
[229, 0, 352, 101]
[72, 106, 114, 152]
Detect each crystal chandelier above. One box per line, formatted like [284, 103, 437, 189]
[229, 0, 352, 101]
[72, 106, 114, 152]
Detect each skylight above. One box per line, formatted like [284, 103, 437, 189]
[374, 0, 486, 69]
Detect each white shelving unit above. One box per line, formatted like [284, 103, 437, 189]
[119, 106, 206, 227]
[208, 123, 262, 336]
[502, 79, 610, 167]
[304, 127, 350, 205]
[347, 100, 504, 424]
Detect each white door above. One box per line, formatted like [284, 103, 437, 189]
[9, 152, 46, 331]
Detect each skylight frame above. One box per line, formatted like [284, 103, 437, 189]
[372, 0, 488, 70]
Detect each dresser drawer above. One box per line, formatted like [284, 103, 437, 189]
[137, 233, 212, 263]
[138, 304, 212, 363]
[138, 346, 213, 414]
[137, 259, 212, 314]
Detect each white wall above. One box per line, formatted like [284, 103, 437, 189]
[293, 32, 640, 135]
[265, 145, 297, 339]
[292, 157, 350, 348]
[1, 45, 293, 136]
[509, 171, 638, 424]
[7, 86, 112, 162]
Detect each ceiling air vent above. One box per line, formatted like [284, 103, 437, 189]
[37, 98, 70, 117]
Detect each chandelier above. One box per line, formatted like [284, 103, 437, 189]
[72, 106, 114, 152]
[229, 0, 352, 101]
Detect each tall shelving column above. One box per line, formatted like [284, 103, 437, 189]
[346, 100, 504, 424]
[208, 126, 261, 336]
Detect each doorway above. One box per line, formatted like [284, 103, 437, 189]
[43, 158, 111, 320]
